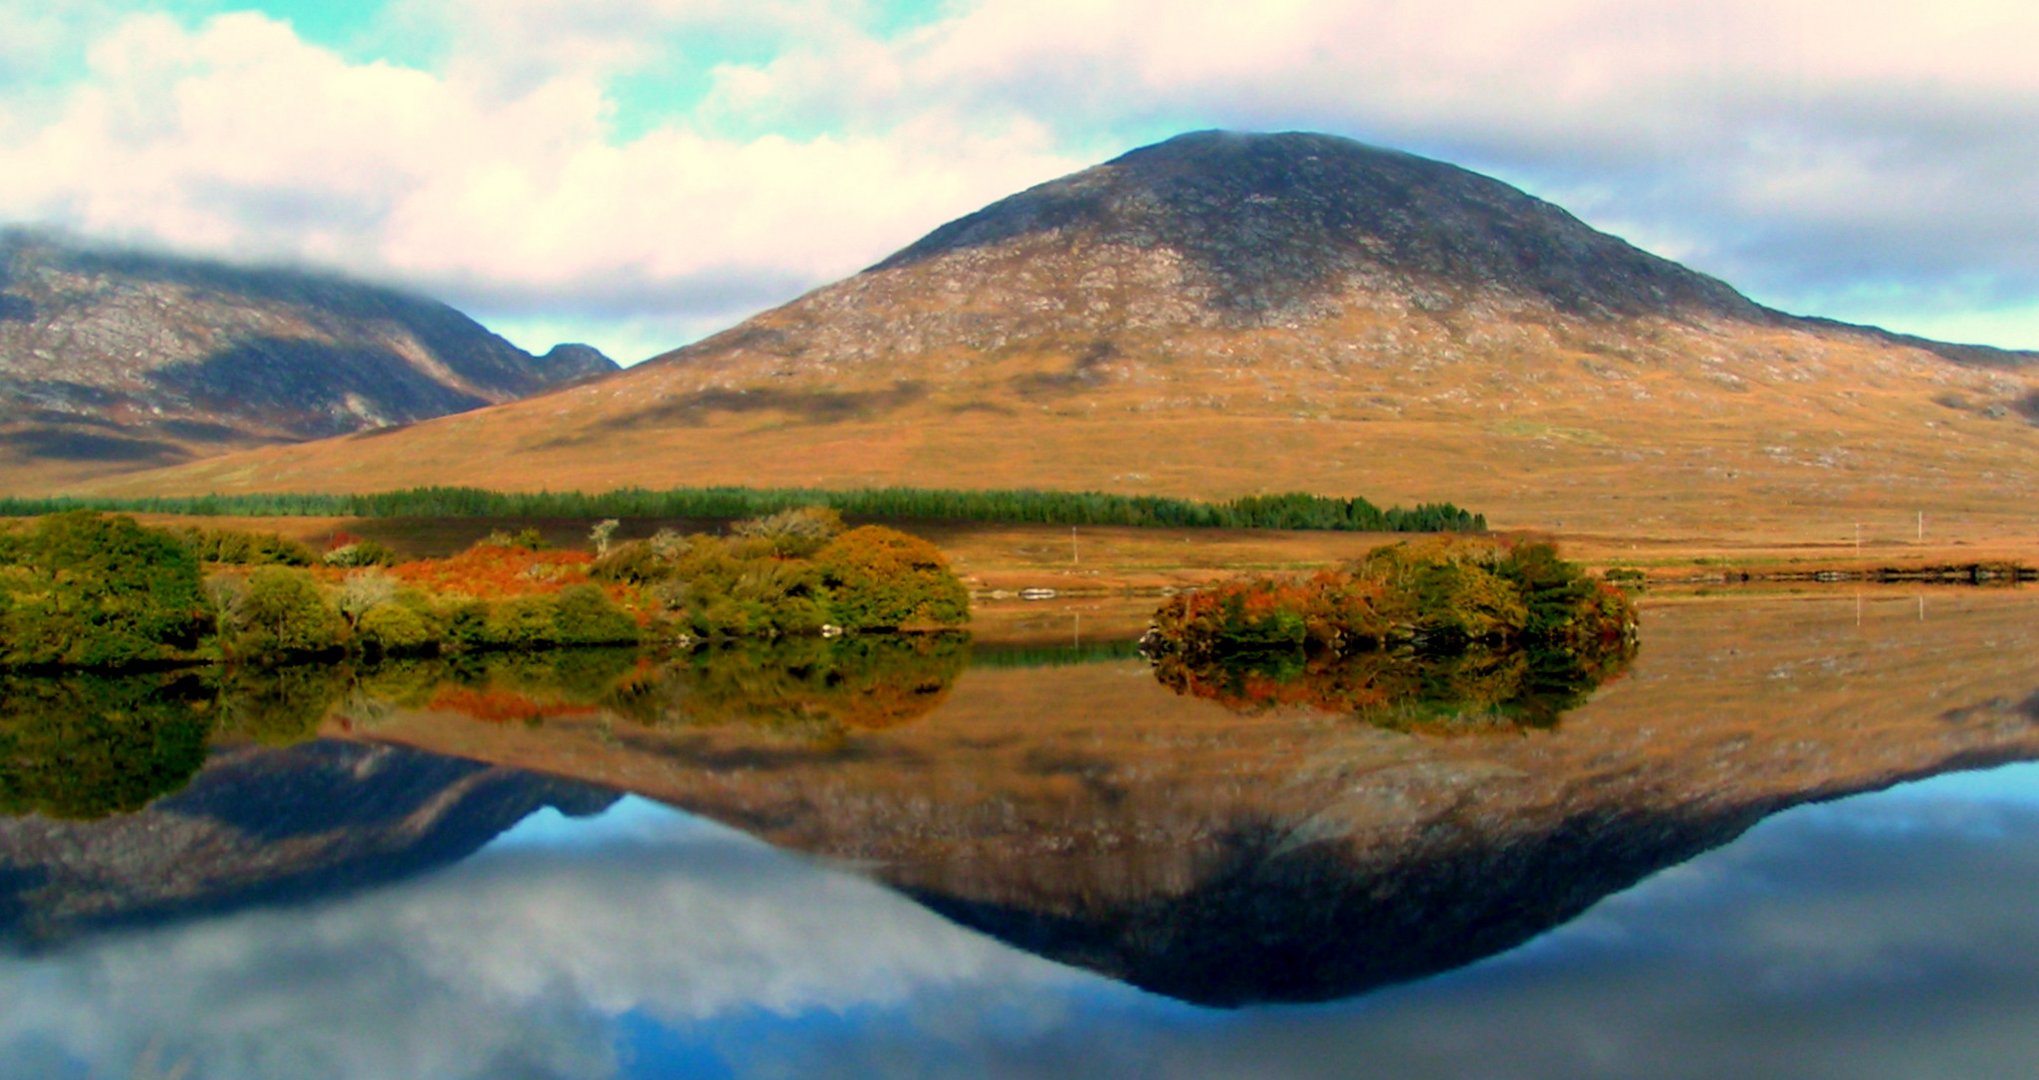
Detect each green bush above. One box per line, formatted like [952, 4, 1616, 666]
[1404, 559, 1529, 647]
[480, 527, 548, 550]
[480, 594, 559, 648]
[442, 599, 493, 651]
[1603, 567, 1648, 592]
[551, 585, 641, 646]
[218, 567, 345, 662]
[616, 530, 838, 639]
[1212, 587, 1309, 652]
[356, 596, 442, 655]
[0, 512, 210, 668]
[815, 526, 971, 630]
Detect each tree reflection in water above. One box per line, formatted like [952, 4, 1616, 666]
[1, 633, 972, 823]
[0, 672, 214, 819]
[604, 633, 971, 741]
[1151, 639, 1636, 731]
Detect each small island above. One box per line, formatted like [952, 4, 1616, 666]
[1142, 537, 1640, 728]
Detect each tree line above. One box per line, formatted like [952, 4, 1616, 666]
[0, 485, 1486, 533]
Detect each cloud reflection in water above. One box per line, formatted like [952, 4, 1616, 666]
[9, 764, 2039, 1079]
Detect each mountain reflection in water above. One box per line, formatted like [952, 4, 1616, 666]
[2, 592, 2038, 1076]
[11, 769, 2039, 1079]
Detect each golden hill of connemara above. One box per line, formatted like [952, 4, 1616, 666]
[70, 131, 2039, 546]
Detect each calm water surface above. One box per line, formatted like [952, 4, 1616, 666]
[3, 591, 2037, 1078]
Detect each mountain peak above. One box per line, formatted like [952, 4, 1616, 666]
[871, 129, 1765, 324]
[535, 342, 618, 380]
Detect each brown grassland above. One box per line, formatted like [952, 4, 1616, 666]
[112, 510, 2039, 596]
[58, 307, 2037, 567]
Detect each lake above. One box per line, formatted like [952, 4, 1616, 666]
[2, 589, 2037, 1078]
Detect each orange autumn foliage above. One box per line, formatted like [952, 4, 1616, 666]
[426, 685, 602, 724]
[389, 544, 597, 600]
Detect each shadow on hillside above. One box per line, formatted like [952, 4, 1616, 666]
[153, 418, 261, 443]
[147, 338, 492, 439]
[0, 377, 127, 412]
[542, 380, 931, 444]
[0, 428, 186, 464]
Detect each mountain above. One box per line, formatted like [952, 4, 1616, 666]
[64, 132, 2039, 540]
[0, 229, 617, 489]
[0, 739, 616, 947]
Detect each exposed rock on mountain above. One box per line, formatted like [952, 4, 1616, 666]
[0, 229, 617, 487]
[876, 129, 1767, 324]
[78, 132, 2039, 539]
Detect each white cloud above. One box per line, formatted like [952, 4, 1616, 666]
[4, 2, 2036, 358]
[703, 0, 2039, 345]
[0, 10, 1083, 361]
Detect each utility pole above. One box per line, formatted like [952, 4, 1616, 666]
[1071, 527, 1079, 565]
[1917, 510, 1924, 543]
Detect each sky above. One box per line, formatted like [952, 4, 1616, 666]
[2, 1, 2036, 365]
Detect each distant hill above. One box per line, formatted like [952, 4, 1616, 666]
[0, 229, 616, 488]
[62, 132, 2039, 540]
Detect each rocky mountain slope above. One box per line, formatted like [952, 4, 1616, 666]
[74, 131, 2039, 540]
[0, 739, 615, 947]
[0, 229, 616, 488]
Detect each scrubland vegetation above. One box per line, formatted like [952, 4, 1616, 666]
[1143, 536, 1640, 730]
[0, 508, 968, 670]
[1147, 536, 1638, 658]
